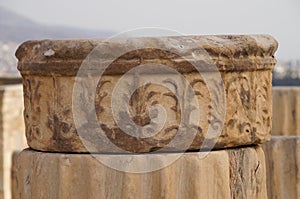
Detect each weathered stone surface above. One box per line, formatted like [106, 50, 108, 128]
[16, 35, 278, 75]
[272, 87, 300, 136]
[12, 146, 266, 199]
[0, 85, 27, 199]
[262, 136, 300, 199]
[16, 35, 278, 153]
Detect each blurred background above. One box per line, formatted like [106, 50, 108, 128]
[0, 0, 299, 85]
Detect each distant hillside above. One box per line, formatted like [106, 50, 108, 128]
[0, 6, 114, 42]
[0, 6, 114, 77]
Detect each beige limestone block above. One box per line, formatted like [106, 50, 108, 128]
[12, 146, 266, 199]
[16, 35, 278, 153]
[272, 87, 300, 136]
[0, 85, 27, 199]
[262, 136, 300, 199]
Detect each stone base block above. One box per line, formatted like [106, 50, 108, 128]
[12, 146, 266, 199]
[0, 84, 27, 199]
[262, 136, 300, 199]
[272, 87, 300, 136]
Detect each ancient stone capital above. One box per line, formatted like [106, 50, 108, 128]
[16, 35, 278, 153]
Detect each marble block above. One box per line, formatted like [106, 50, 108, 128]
[262, 136, 300, 199]
[12, 146, 266, 199]
[272, 87, 300, 136]
[0, 85, 27, 199]
[16, 35, 278, 153]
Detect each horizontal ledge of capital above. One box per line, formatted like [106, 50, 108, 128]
[15, 35, 278, 62]
[17, 58, 275, 76]
[16, 35, 278, 75]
